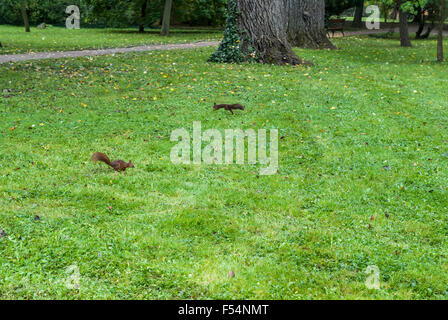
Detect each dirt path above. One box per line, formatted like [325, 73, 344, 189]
[0, 41, 220, 64]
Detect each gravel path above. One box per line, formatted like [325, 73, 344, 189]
[0, 41, 220, 64]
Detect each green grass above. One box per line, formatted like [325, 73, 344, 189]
[0, 25, 222, 54]
[1, 34, 448, 299]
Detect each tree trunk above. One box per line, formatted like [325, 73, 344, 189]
[20, 5, 30, 33]
[437, 0, 444, 62]
[209, 0, 311, 65]
[161, 0, 173, 36]
[352, 0, 364, 28]
[382, 4, 388, 23]
[420, 21, 434, 39]
[286, 0, 335, 49]
[238, 0, 310, 65]
[415, 9, 424, 39]
[399, 9, 412, 47]
[139, 0, 147, 33]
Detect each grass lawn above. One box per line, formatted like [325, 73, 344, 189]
[0, 25, 222, 55]
[1, 34, 448, 299]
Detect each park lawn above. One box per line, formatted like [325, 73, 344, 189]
[0, 25, 222, 55]
[0, 35, 448, 299]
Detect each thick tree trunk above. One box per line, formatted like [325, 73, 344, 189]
[210, 0, 310, 65]
[285, 0, 335, 49]
[139, 0, 147, 33]
[437, 0, 444, 62]
[352, 0, 364, 28]
[237, 0, 310, 65]
[399, 9, 412, 47]
[21, 5, 30, 33]
[161, 0, 173, 36]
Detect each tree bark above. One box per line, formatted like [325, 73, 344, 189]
[161, 0, 173, 36]
[20, 5, 30, 33]
[139, 0, 147, 33]
[239, 0, 311, 65]
[399, 9, 412, 47]
[437, 0, 444, 62]
[285, 0, 335, 49]
[352, 0, 364, 28]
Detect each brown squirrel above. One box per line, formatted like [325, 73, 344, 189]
[213, 103, 245, 115]
[91, 152, 134, 172]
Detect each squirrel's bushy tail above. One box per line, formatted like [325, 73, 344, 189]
[91, 152, 112, 166]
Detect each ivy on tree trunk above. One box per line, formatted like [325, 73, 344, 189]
[209, 0, 311, 65]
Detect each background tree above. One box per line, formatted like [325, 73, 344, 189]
[286, 0, 336, 49]
[0, 0, 228, 29]
[20, 2, 31, 32]
[139, 0, 148, 33]
[380, 2, 393, 22]
[325, 0, 358, 19]
[86, 0, 227, 30]
[177, 0, 227, 26]
[437, 0, 446, 61]
[415, 3, 432, 38]
[352, 0, 364, 27]
[161, 0, 173, 35]
[0, 0, 87, 27]
[398, 3, 412, 46]
[378, 0, 426, 47]
[0, 0, 36, 32]
[87, 0, 164, 31]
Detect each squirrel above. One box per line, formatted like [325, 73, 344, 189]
[91, 152, 134, 172]
[213, 103, 245, 115]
